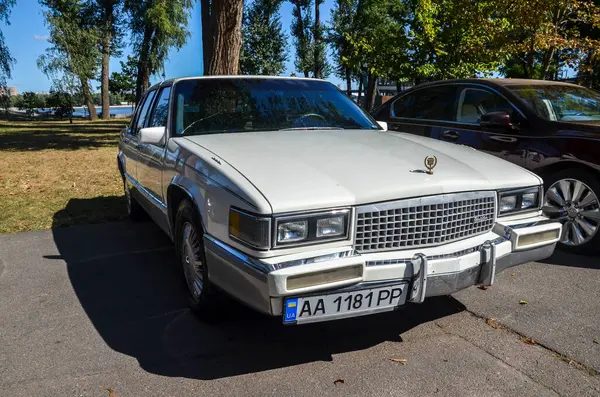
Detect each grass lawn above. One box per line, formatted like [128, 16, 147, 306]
[0, 119, 131, 234]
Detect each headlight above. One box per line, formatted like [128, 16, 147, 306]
[229, 208, 271, 249]
[277, 220, 308, 242]
[229, 207, 351, 249]
[274, 209, 350, 247]
[498, 186, 542, 215]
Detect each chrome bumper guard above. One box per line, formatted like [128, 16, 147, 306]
[408, 239, 555, 302]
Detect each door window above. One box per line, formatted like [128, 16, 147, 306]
[391, 85, 457, 121]
[457, 88, 514, 124]
[148, 87, 171, 127]
[134, 90, 157, 133]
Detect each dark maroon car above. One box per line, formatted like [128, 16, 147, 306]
[371, 78, 600, 253]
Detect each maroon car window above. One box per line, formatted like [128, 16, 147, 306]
[457, 88, 514, 124]
[392, 85, 456, 121]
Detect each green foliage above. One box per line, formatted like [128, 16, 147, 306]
[0, 0, 15, 88]
[47, 91, 74, 119]
[125, 0, 193, 98]
[290, 0, 313, 76]
[18, 92, 43, 117]
[328, 0, 358, 83]
[109, 56, 137, 103]
[240, 0, 287, 75]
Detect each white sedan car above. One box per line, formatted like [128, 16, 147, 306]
[118, 76, 562, 324]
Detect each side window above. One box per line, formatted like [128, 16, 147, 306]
[134, 90, 157, 133]
[457, 88, 515, 124]
[392, 94, 415, 118]
[148, 87, 171, 127]
[392, 86, 457, 121]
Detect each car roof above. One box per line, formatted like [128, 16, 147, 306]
[414, 78, 581, 89]
[148, 75, 324, 91]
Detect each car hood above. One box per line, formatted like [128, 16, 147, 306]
[183, 129, 541, 213]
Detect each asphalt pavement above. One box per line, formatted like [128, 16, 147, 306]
[1, 221, 599, 397]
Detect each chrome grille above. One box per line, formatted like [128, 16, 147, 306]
[354, 192, 496, 253]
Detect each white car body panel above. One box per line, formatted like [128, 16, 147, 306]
[183, 129, 541, 213]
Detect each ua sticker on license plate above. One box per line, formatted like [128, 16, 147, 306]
[283, 283, 408, 324]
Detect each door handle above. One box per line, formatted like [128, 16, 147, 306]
[489, 135, 518, 143]
[442, 130, 460, 140]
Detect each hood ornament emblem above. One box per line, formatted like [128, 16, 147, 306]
[424, 155, 438, 175]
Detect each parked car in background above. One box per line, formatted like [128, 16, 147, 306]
[371, 79, 600, 253]
[118, 76, 561, 325]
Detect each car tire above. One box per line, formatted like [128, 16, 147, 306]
[174, 199, 221, 319]
[543, 169, 600, 254]
[123, 176, 145, 221]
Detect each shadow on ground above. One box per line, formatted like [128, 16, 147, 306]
[538, 249, 599, 270]
[0, 120, 129, 151]
[51, 198, 466, 380]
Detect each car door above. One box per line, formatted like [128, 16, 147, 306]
[137, 85, 171, 208]
[433, 85, 531, 168]
[386, 85, 458, 138]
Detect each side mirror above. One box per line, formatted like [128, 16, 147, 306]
[480, 111, 513, 129]
[139, 126, 165, 145]
[377, 121, 388, 131]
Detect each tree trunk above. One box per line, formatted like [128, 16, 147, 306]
[357, 75, 363, 105]
[208, 0, 243, 75]
[81, 78, 97, 120]
[201, 0, 213, 74]
[526, 34, 535, 79]
[100, 1, 114, 120]
[313, 0, 321, 78]
[135, 26, 153, 104]
[542, 47, 556, 80]
[345, 67, 352, 97]
[365, 72, 377, 112]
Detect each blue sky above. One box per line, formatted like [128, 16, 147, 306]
[4, 0, 340, 93]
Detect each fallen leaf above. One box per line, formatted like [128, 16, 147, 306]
[521, 337, 536, 345]
[511, 273, 515, 277]
[519, 300, 528, 305]
[390, 358, 408, 365]
[594, 338, 599, 344]
[486, 318, 501, 329]
[105, 388, 118, 397]
[478, 285, 488, 290]
[334, 378, 345, 385]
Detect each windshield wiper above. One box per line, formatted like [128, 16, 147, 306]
[278, 126, 342, 131]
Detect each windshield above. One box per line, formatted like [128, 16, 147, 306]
[171, 78, 379, 135]
[510, 84, 600, 122]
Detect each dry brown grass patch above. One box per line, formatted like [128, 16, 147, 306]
[0, 119, 130, 234]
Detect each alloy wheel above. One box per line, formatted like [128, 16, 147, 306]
[180, 222, 204, 300]
[543, 178, 600, 246]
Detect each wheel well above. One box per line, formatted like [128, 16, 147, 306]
[167, 184, 204, 237]
[535, 161, 600, 184]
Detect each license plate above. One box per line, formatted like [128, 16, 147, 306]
[283, 283, 408, 324]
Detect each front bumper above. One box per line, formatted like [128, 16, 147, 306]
[204, 215, 561, 319]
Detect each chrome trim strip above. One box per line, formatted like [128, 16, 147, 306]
[356, 191, 497, 214]
[365, 236, 507, 267]
[204, 235, 272, 278]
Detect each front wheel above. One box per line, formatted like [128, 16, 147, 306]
[543, 169, 600, 254]
[174, 199, 219, 317]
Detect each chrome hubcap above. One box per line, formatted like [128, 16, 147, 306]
[543, 178, 600, 246]
[181, 222, 204, 299]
